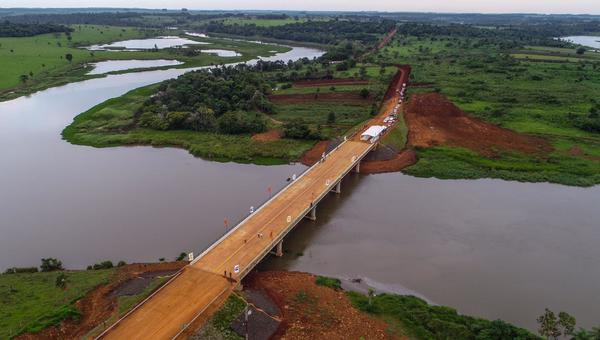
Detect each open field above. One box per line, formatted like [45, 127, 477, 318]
[378, 35, 600, 186]
[0, 269, 114, 339]
[0, 25, 289, 101]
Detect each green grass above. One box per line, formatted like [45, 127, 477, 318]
[377, 35, 600, 186]
[197, 294, 246, 340]
[315, 276, 342, 290]
[62, 85, 316, 164]
[0, 25, 290, 102]
[510, 53, 583, 62]
[347, 292, 539, 339]
[382, 113, 408, 150]
[0, 269, 114, 339]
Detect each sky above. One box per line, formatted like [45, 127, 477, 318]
[1, 0, 599, 15]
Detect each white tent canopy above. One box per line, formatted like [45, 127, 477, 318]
[361, 125, 386, 141]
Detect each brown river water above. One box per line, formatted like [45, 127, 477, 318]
[0, 44, 598, 331]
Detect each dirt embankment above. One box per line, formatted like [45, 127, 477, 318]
[252, 129, 283, 142]
[405, 93, 552, 157]
[245, 271, 393, 340]
[17, 262, 186, 340]
[292, 78, 370, 87]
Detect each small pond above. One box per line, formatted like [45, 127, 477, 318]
[87, 36, 210, 51]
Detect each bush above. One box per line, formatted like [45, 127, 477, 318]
[283, 120, 312, 139]
[4, 267, 39, 274]
[315, 276, 342, 290]
[88, 260, 114, 270]
[40, 258, 63, 272]
[55, 273, 67, 289]
[117, 261, 127, 267]
[360, 88, 370, 98]
[217, 111, 266, 135]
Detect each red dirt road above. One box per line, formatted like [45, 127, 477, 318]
[405, 93, 552, 156]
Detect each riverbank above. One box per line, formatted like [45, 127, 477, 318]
[2, 268, 539, 339]
[1, 261, 186, 339]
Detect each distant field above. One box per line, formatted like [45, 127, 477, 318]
[0, 25, 149, 90]
[0, 25, 289, 101]
[510, 53, 583, 62]
[222, 17, 313, 27]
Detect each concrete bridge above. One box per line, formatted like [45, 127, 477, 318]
[98, 66, 409, 340]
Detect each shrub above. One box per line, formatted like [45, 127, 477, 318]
[88, 260, 114, 270]
[40, 258, 63, 272]
[55, 273, 68, 289]
[315, 276, 342, 290]
[4, 267, 38, 274]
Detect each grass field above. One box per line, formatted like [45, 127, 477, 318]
[378, 36, 600, 186]
[0, 25, 289, 102]
[0, 269, 114, 339]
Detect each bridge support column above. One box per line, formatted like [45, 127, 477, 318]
[354, 162, 361, 174]
[275, 240, 284, 257]
[305, 205, 317, 221]
[331, 181, 341, 194]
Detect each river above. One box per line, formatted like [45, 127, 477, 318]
[0, 42, 598, 332]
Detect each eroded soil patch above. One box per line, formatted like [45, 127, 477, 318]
[245, 271, 392, 340]
[405, 93, 552, 156]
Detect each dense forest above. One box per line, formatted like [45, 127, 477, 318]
[138, 64, 273, 134]
[0, 21, 71, 37]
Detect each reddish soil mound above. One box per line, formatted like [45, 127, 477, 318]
[301, 141, 330, 166]
[361, 149, 418, 174]
[245, 271, 393, 340]
[252, 129, 282, 142]
[269, 92, 371, 105]
[17, 262, 186, 340]
[293, 78, 370, 87]
[405, 93, 552, 156]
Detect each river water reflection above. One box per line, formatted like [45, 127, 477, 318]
[261, 173, 600, 330]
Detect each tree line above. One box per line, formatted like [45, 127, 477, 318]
[0, 21, 72, 37]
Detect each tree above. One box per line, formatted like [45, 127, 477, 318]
[538, 309, 560, 339]
[40, 258, 63, 272]
[65, 53, 73, 63]
[576, 47, 586, 55]
[19, 74, 29, 83]
[359, 66, 368, 80]
[327, 111, 336, 124]
[360, 88, 370, 99]
[558, 312, 576, 338]
[187, 106, 216, 132]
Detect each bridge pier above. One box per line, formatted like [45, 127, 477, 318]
[331, 181, 341, 194]
[305, 204, 317, 221]
[353, 162, 361, 174]
[275, 240, 283, 257]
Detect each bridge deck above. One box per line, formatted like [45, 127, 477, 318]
[102, 140, 374, 339]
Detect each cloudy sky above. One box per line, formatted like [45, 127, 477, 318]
[2, 0, 599, 15]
